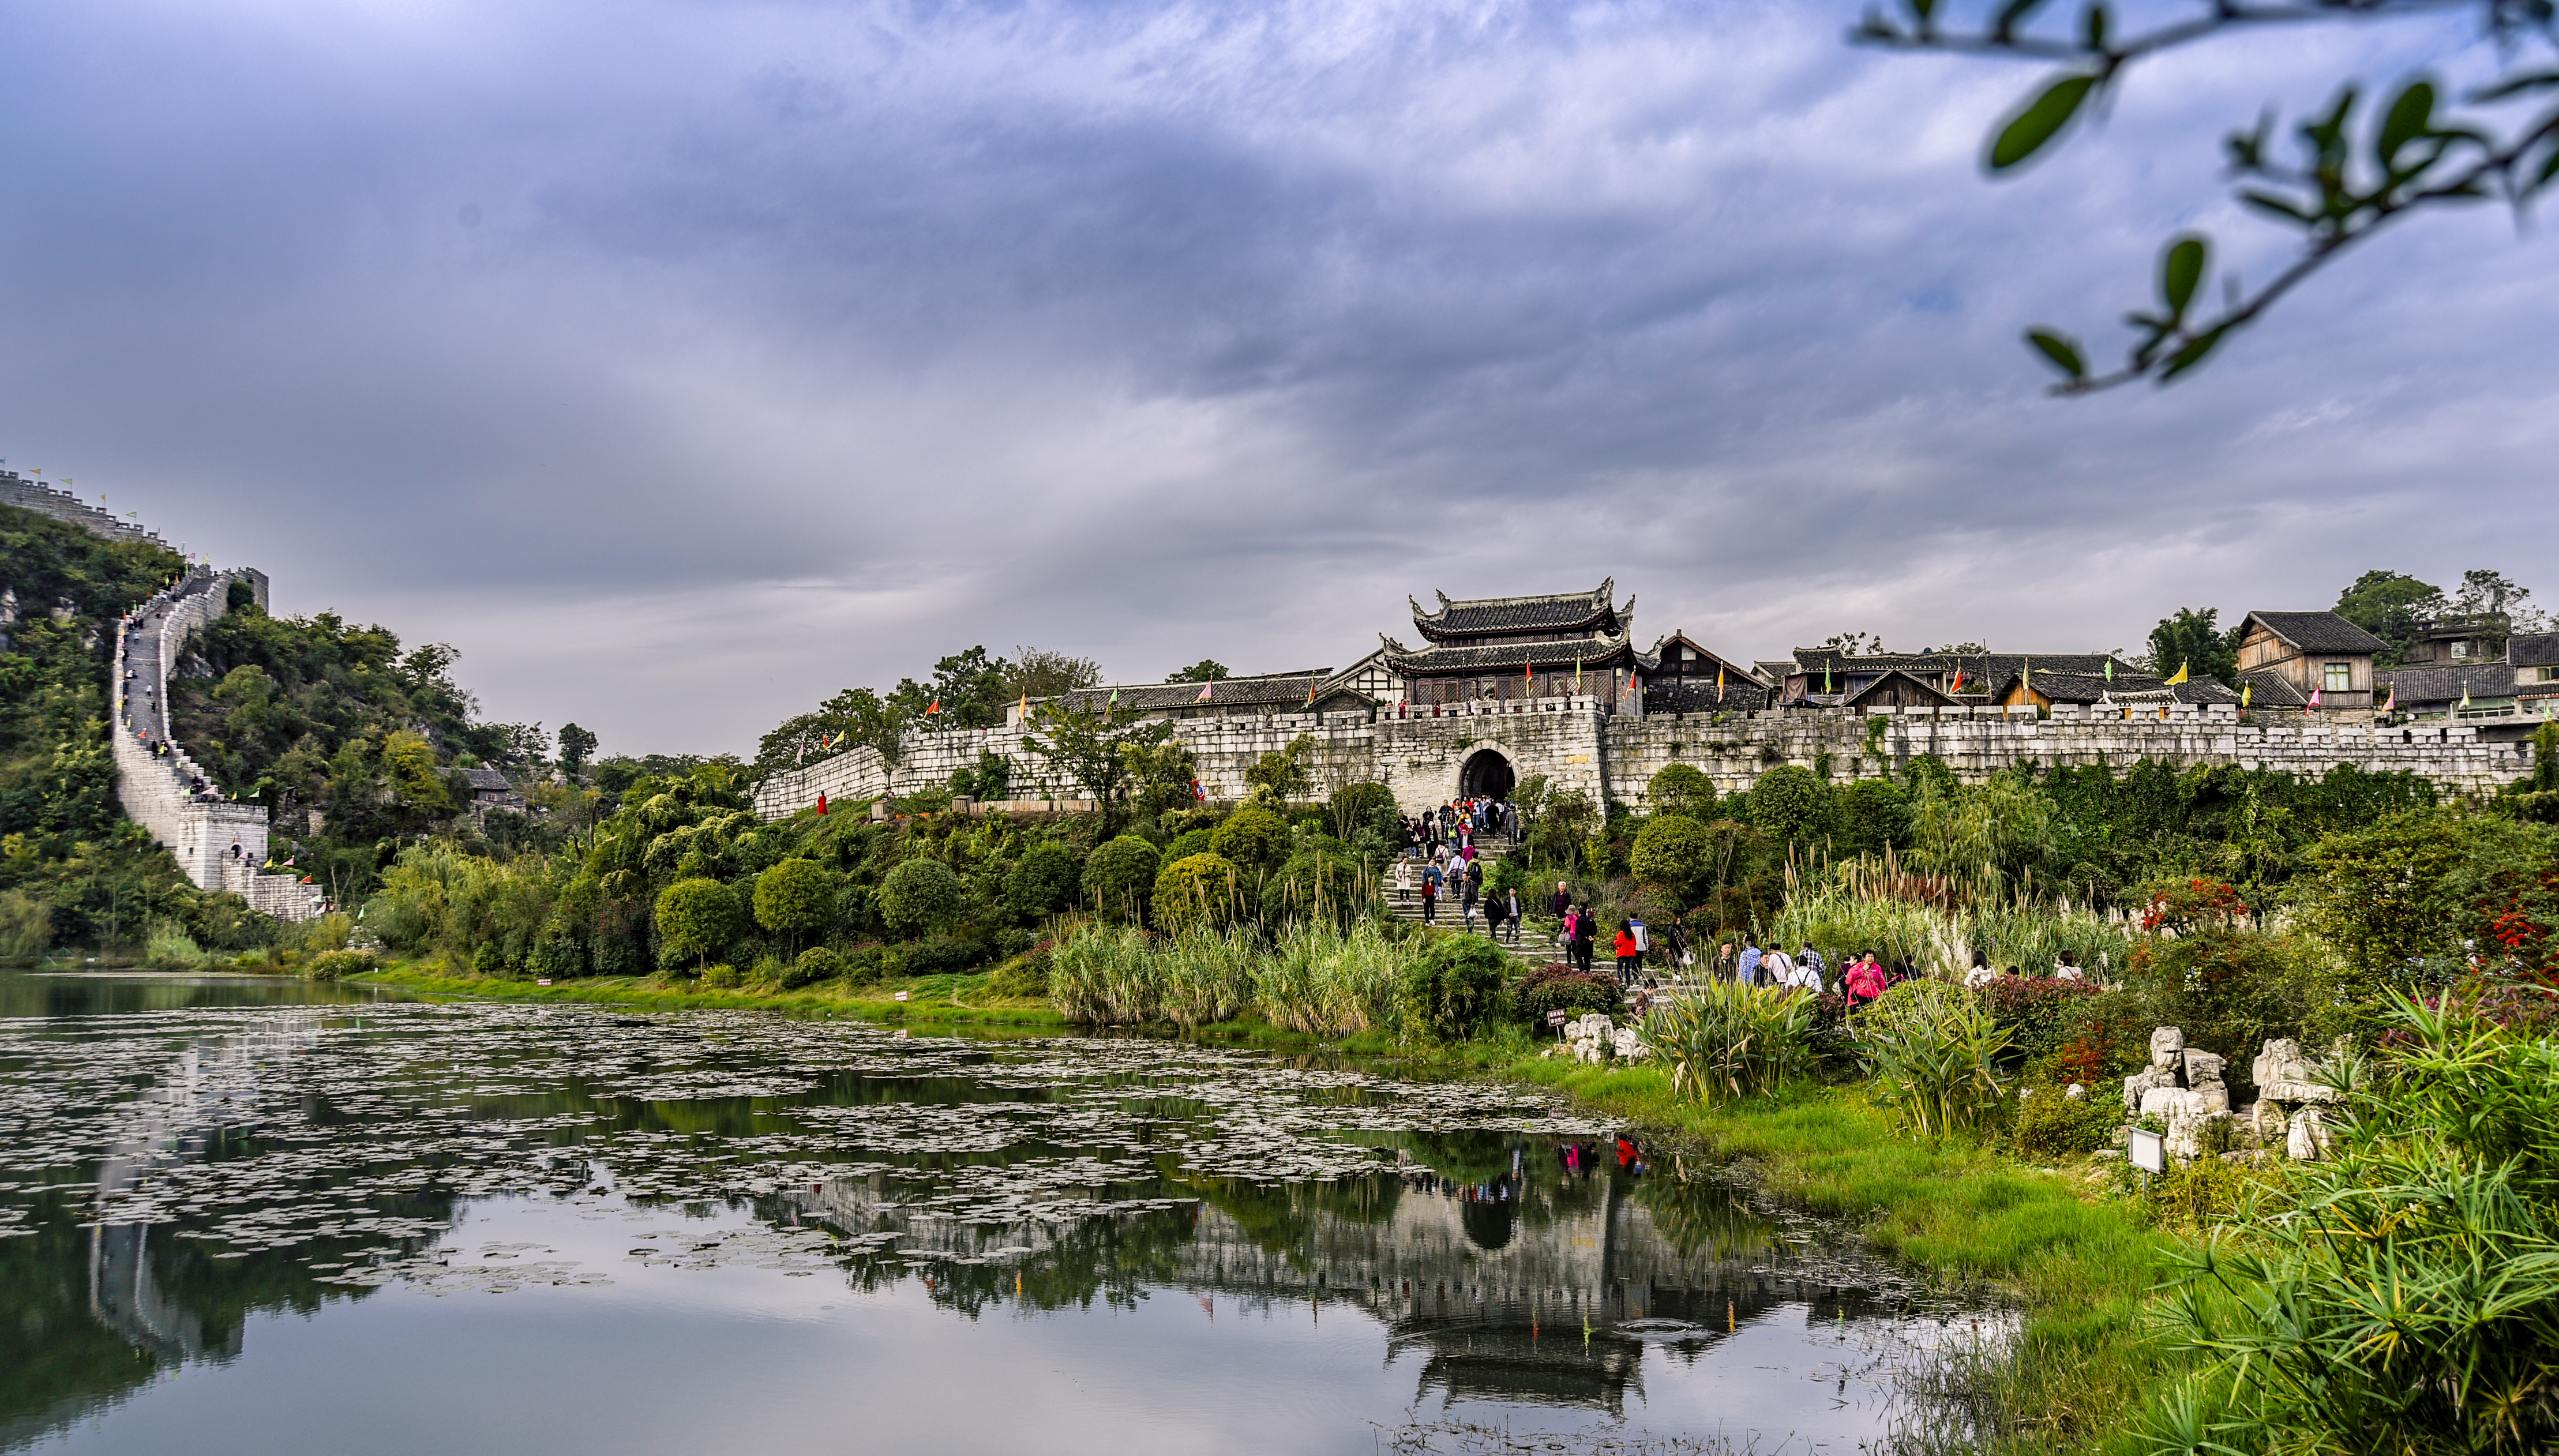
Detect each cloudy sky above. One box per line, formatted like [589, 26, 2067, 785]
[2, 0, 2546, 755]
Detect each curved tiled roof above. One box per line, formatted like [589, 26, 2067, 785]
[2380, 663, 2515, 706]
[2242, 611, 2389, 655]
[1382, 629, 1638, 674]
[1409, 580, 1624, 641]
[2512, 631, 2559, 669]
[1053, 669, 1360, 714]
[2238, 670, 2310, 707]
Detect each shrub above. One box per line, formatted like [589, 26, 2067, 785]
[302, 948, 373, 982]
[1162, 829, 1215, 864]
[1977, 974, 2102, 1064]
[654, 877, 741, 969]
[986, 945, 1053, 997]
[786, 945, 846, 989]
[840, 944, 891, 986]
[1266, 846, 1369, 929]
[527, 921, 587, 979]
[2012, 1088, 2122, 1161]
[1748, 764, 1832, 845]
[1629, 813, 1714, 901]
[879, 858, 965, 938]
[750, 952, 787, 986]
[1007, 841, 1082, 919]
[146, 924, 205, 967]
[1855, 979, 2012, 1138]
[1398, 933, 1510, 1042]
[1154, 853, 1247, 937]
[1637, 978, 1815, 1104]
[1646, 762, 1717, 821]
[753, 859, 838, 950]
[905, 935, 994, 976]
[700, 963, 741, 989]
[471, 943, 506, 976]
[1082, 836, 1161, 924]
[1210, 805, 1291, 870]
[1515, 961, 1623, 1027]
[0, 891, 52, 962]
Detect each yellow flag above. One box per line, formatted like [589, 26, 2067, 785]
[2241, 683, 2252, 707]
[2166, 662, 2190, 685]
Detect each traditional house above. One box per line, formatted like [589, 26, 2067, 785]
[2235, 611, 2385, 710]
[1050, 668, 1375, 723]
[2379, 662, 2517, 719]
[1379, 581, 1645, 710]
[456, 767, 528, 826]
[1841, 669, 1958, 710]
[1637, 631, 1772, 713]
[2396, 620, 2502, 667]
[1778, 648, 2139, 706]
[2514, 632, 2559, 720]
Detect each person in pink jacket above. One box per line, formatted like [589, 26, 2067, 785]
[1843, 952, 1887, 1007]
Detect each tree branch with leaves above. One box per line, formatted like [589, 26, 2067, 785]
[1858, 0, 2559, 389]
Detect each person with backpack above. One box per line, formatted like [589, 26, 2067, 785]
[1571, 905, 1599, 974]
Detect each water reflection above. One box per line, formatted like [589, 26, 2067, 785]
[0, 973, 1991, 1454]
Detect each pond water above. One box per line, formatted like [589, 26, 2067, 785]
[0, 974, 2002, 1455]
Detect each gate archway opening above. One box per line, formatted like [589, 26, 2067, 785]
[1459, 748, 1517, 801]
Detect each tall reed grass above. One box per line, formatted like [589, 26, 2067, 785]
[1048, 922, 1160, 1025]
[1255, 920, 1405, 1036]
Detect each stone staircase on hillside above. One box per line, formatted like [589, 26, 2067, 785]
[1382, 835, 1556, 965]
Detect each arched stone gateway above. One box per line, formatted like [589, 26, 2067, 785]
[1459, 747, 1517, 801]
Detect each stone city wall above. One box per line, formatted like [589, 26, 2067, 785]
[112, 569, 322, 921]
[0, 471, 172, 549]
[757, 695, 2521, 823]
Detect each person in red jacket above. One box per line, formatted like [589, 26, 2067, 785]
[1612, 920, 1642, 987]
[1843, 952, 1887, 1007]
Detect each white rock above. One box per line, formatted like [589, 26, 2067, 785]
[2064, 1083, 2087, 1101]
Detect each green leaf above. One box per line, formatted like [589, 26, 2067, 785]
[2238, 189, 2316, 223]
[2375, 80, 2437, 171]
[1989, 74, 2096, 170]
[2160, 234, 2207, 320]
[2159, 324, 2228, 383]
[1993, 0, 2054, 40]
[2025, 328, 2087, 379]
[1903, 0, 1937, 21]
[2470, 70, 2559, 103]
[2081, 2, 2109, 50]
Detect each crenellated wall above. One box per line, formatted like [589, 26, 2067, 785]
[755, 695, 2525, 822]
[112, 569, 323, 921]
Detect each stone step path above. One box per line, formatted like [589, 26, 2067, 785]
[1380, 835, 1556, 964]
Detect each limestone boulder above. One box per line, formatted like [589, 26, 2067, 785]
[2286, 1107, 2331, 1161]
[2182, 1049, 2226, 1087]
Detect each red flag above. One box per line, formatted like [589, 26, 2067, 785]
[926, 699, 941, 715]
[816, 792, 828, 816]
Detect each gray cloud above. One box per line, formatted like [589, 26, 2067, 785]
[0, 0, 2546, 752]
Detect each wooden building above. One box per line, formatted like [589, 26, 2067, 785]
[1637, 631, 1772, 713]
[2235, 611, 2386, 710]
[1380, 581, 1646, 710]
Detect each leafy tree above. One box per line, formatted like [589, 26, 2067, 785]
[1816, 631, 1887, 656]
[1630, 813, 1715, 902]
[1243, 736, 1316, 805]
[2445, 567, 2548, 654]
[2143, 607, 2243, 686]
[1153, 852, 1245, 936]
[1398, 935, 1510, 1042]
[1863, 1, 2559, 389]
[878, 858, 965, 938]
[752, 858, 836, 955]
[1326, 780, 1398, 843]
[1645, 763, 1717, 821]
[1836, 776, 1912, 858]
[1167, 659, 1230, 683]
[1080, 835, 1160, 923]
[1210, 804, 1291, 870]
[557, 722, 598, 774]
[1747, 765, 1833, 847]
[1020, 701, 1180, 836]
[653, 877, 740, 969]
[1007, 840, 1082, 919]
[1005, 646, 1104, 700]
[2333, 570, 2446, 667]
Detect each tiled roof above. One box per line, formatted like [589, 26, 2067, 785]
[2512, 631, 2559, 669]
[1409, 580, 1624, 640]
[457, 767, 515, 791]
[2241, 611, 2389, 655]
[1842, 670, 1957, 707]
[2238, 670, 2310, 708]
[1635, 633, 1770, 686]
[1053, 669, 1356, 714]
[2171, 678, 2245, 706]
[1790, 650, 2138, 686]
[1382, 629, 1639, 674]
[2380, 663, 2517, 706]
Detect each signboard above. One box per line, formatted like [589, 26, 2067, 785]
[2129, 1127, 2166, 1174]
[894, 990, 911, 1003]
[1545, 1011, 1569, 1028]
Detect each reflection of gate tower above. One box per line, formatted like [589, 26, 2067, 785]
[787, 1161, 1875, 1416]
[1382, 581, 1640, 718]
